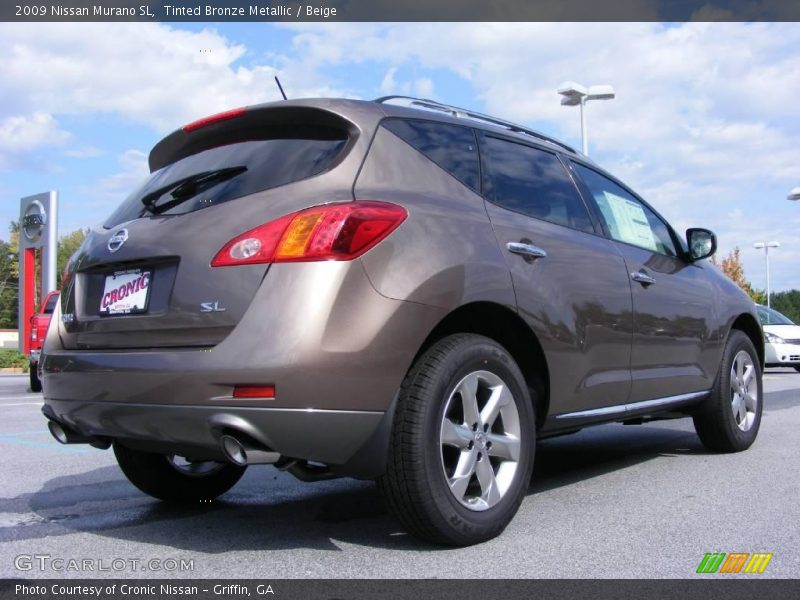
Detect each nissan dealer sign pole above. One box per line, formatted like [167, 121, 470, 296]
[18, 191, 58, 354]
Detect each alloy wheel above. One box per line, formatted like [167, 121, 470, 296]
[439, 370, 522, 511]
[730, 350, 758, 432]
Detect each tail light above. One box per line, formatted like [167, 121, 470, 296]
[211, 201, 407, 267]
[30, 320, 38, 343]
[182, 107, 247, 132]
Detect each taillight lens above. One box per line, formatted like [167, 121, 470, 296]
[211, 201, 407, 267]
[182, 107, 247, 132]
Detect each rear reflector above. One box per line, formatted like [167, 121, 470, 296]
[233, 385, 276, 399]
[211, 201, 407, 267]
[182, 107, 247, 132]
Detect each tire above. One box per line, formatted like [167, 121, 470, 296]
[794, 366, 800, 373]
[693, 330, 762, 453]
[29, 366, 41, 393]
[379, 333, 535, 546]
[114, 443, 246, 502]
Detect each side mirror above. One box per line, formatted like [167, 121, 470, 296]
[686, 228, 717, 261]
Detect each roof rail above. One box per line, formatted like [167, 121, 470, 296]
[374, 95, 578, 154]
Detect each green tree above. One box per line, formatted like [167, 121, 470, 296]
[771, 290, 800, 324]
[57, 228, 89, 282]
[0, 224, 90, 329]
[711, 247, 766, 304]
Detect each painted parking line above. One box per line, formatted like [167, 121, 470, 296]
[0, 402, 43, 407]
[0, 434, 89, 453]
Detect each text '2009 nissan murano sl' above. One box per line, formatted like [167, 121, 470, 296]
[41, 96, 764, 546]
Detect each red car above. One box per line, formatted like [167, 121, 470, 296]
[29, 290, 59, 392]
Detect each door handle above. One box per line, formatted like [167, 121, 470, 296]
[630, 271, 656, 286]
[506, 242, 547, 259]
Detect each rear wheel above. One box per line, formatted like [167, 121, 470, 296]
[29, 366, 41, 393]
[379, 334, 535, 546]
[693, 330, 762, 452]
[795, 366, 800, 373]
[114, 443, 246, 502]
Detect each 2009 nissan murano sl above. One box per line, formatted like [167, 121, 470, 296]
[41, 96, 764, 546]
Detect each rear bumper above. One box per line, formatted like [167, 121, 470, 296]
[42, 399, 390, 476]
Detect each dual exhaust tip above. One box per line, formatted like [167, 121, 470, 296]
[219, 433, 280, 466]
[47, 420, 110, 449]
[47, 419, 280, 467]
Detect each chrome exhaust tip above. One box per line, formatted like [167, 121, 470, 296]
[219, 433, 280, 466]
[220, 434, 248, 466]
[47, 420, 69, 444]
[46, 420, 109, 448]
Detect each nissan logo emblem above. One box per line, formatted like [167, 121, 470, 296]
[108, 229, 129, 253]
[22, 200, 47, 242]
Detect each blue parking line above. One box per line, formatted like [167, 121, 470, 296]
[0, 435, 90, 453]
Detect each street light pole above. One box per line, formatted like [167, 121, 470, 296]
[753, 241, 780, 307]
[579, 96, 588, 155]
[557, 81, 615, 156]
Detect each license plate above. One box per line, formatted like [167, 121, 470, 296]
[99, 269, 151, 315]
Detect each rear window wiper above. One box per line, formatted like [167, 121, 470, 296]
[140, 165, 248, 214]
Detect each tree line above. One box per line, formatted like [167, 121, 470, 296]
[0, 222, 87, 329]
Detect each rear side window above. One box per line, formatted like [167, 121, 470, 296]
[382, 119, 480, 192]
[573, 163, 677, 256]
[481, 136, 594, 233]
[44, 294, 59, 313]
[104, 132, 348, 228]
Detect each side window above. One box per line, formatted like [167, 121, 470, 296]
[382, 119, 480, 192]
[480, 136, 594, 233]
[573, 163, 677, 256]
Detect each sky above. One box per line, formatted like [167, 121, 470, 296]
[1, 21, 798, 290]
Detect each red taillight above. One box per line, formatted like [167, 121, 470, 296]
[211, 201, 407, 267]
[233, 385, 276, 399]
[182, 107, 247, 132]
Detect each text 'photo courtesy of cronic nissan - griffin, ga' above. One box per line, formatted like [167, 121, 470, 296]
[40, 96, 763, 546]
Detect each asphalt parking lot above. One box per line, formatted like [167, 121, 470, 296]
[0, 371, 798, 579]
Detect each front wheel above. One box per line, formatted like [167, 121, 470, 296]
[114, 443, 246, 502]
[379, 334, 535, 546]
[693, 330, 762, 452]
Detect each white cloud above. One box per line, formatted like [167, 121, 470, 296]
[0, 112, 70, 169]
[379, 67, 404, 95]
[413, 77, 435, 98]
[0, 23, 342, 133]
[81, 149, 149, 211]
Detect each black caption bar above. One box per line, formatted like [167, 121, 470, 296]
[3, 0, 800, 22]
[0, 579, 797, 600]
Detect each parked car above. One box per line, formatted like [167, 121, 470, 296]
[40, 97, 764, 545]
[757, 304, 800, 371]
[28, 290, 59, 392]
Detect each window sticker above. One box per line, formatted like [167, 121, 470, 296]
[599, 191, 657, 251]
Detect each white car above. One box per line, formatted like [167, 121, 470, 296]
[757, 304, 800, 372]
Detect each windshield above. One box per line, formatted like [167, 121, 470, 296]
[104, 133, 347, 229]
[757, 305, 795, 326]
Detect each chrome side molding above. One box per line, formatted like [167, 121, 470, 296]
[555, 390, 710, 420]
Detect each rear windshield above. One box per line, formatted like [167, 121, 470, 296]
[103, 132, 347, 228]
[43, 294, 59, 313]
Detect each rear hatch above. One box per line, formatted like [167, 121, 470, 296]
[59, 101, 374, 350]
